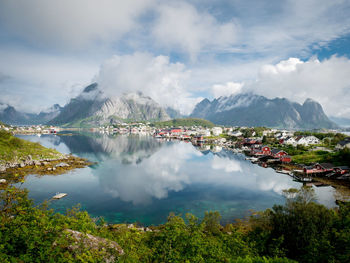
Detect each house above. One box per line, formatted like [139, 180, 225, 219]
[244, 138, 262, 146]
[333, 166, 349, 175]
[181, 134, 191, 140]
[315, 163, 334, 172]
[229, 130, 243, 137]
[251, 145, 271, 156]
[271, 148, 288, 158]
[283, 136, 297, 146]
[304, 163, 334, 175]
[335, 138, 350, 150]
[296, 136, 320, 146]
[170, 128, 182, 134]
[211, 127, 223, 136]
[280, 155, 292, 163]
[198, 129, 211, 137]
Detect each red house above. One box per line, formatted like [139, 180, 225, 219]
[170, 128, 182, 134]
[280, 155, 292, 163]
[244, 138, 262, 146]
[251, 145, 271, 156]
[304, 163, 334, 175]
[333, 166, 349, 175]
[271, 148, 288, 158]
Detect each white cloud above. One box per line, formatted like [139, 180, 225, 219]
[95, 52, 200, 114]
[250, 56, 350, 118]
[211, 82, 243, 98]
[231, 0, 350, 57]
[211, 155, 242, 172]
[0, 0, 154, 49]
[0, 47, 98, 113]
[152, 1, 237, 58]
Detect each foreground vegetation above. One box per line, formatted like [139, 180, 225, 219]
[0, 130, 62, 164]
[153, 118, 215, 128]
[1, 186, 350, 262]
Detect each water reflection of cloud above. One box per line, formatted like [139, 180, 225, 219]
[93, 139, 301, 205]
[96, 142, 197, 205]
[211, 155, 242, 172]
[20, 134, 337, 208]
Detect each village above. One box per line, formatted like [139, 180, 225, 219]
[1, 121, 350, 185]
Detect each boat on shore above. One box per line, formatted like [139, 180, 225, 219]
[53, 193, 67, 199]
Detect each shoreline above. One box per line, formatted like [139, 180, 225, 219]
[0, 154, 93, 185]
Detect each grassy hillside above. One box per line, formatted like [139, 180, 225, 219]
[154, 118, 215, 128]
[0, 130, 62, 164]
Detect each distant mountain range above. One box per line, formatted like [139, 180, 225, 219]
[190, 93, 337, 129]
[0, 83, 339, 129]
[0, 103, 62, 125]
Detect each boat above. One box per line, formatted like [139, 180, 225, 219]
[276, 169, 292, 175]
[53, 193, 67, 199]
[293, 175, 313, 182]
[245, 157, 258, 162]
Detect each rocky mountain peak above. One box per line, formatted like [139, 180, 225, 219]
[83, 83, 98, 93]
[191, 93, 337, 129]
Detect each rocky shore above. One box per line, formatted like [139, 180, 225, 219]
[0, 154, 93, 184]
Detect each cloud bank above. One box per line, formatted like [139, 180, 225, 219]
[0, 0, 154, 50]
[1, 0, 350, 117]
[250, 56, 350, 118]
[95, 52, 200, 114]
[152, 1, 237, 58]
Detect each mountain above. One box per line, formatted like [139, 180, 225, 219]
[49, 83, 170, 127]
[165, 107, 185, 119]
[0, 102, 62, 125]
[330, 116, 350, 127]
[0, 103, 30, 125]
[190, 93, 337, 129]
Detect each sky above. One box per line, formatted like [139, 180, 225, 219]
[0, 0, 350, 117]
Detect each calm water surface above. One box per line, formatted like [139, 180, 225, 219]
[17, 132, 337, 225]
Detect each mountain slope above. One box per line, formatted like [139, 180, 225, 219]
[49, 83, 170, 126]
[190, 93, 337, 129]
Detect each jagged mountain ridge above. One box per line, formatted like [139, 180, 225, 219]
[190, 93, 337, 129]
[0, 102, 62, 125]
[49, 83, 170, 126]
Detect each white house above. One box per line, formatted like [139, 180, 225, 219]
[283, 136, 297, 146]
[229, 130, 243, 137]
[335, 138, 350, 150]
[296, 136, 320, 146]
[198, 129, 211, 137]
[211, 127, 223, 136]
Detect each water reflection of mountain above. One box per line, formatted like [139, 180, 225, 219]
[59, 132, 163, 164]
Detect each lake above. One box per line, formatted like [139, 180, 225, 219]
[17, 132, 337, 226]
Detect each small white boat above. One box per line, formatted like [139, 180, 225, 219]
[53, 193, 67, 199]
[276, 169, 292, 175]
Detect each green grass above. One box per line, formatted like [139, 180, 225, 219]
[0, 130, 62, 164]
[292, 148, 350, 166]
[153, 118, 215, 128]
[292, 150, 330, 165]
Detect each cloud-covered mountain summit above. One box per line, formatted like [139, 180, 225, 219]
[48, 83, 170, 126]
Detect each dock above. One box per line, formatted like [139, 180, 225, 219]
[53, 193, 67, 199]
